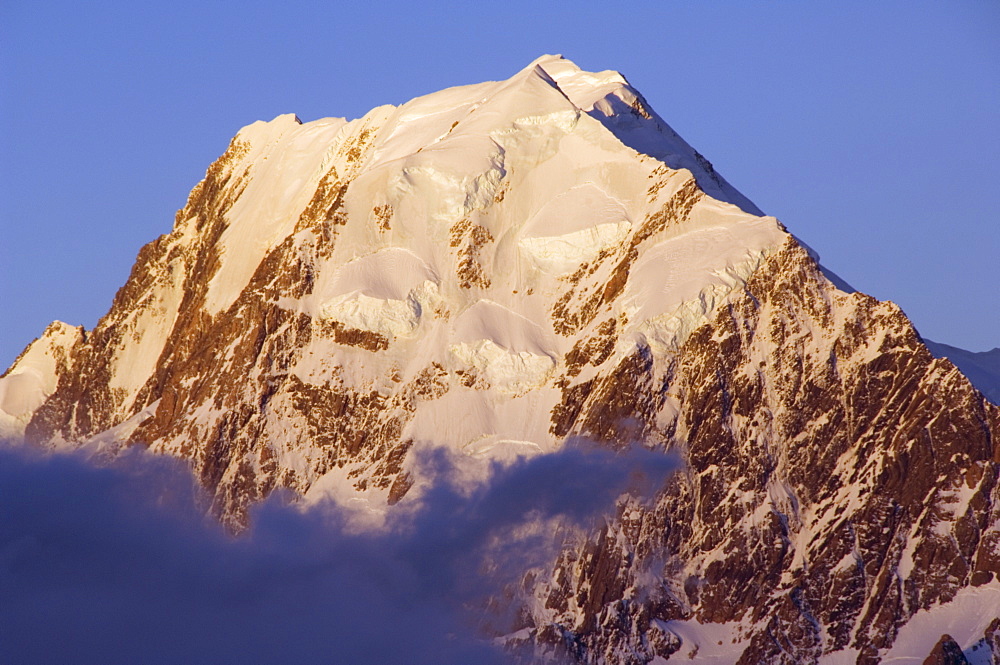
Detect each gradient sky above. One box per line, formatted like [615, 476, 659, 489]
[2, 1, 998, 368]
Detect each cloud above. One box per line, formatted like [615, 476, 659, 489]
[0, 441, 678, 664]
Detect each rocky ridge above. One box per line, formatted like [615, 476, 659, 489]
[2, 56, 998, 663]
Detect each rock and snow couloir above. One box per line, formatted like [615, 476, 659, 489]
[3, 55, 1000, 663]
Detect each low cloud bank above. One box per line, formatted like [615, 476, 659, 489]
[0, 442, 677, 664]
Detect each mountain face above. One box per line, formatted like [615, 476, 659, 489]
[924, 340, 1000, 406]
[3, 55, 999, 663]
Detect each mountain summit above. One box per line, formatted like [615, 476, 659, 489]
[3, 56, 999, 663]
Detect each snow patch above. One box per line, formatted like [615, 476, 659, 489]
[450, 339, 555, 394]
[302, 463, 391, 530]
[388, 134, 506, 224]
[817, 649, 862, 664]
[315, 248, 444, 339]
[520, 221, 630, 274]
[203, 114, 360, 315]
[462, 435, 544, 461]
[325, 246, 438, 301]
[519, 183, 631, 273]
[656, 618, 746, 663]
[320, 292, 422, 338]
[79, 399, 161, 456]
[106, 255, 186, 406]
[632, 279, 749, 356]
[878, 580, 1000, 663]
[453, 300, 556, 357]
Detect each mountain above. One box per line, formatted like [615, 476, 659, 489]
[2, 55, 999, 663]
[923, 340, 1000, 406]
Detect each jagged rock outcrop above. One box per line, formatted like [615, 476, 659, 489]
[924, 340, 1000, 405]
[3, 55, 998, 662]
[520, 239, 1000, 663]
[923, 635, 969, 665]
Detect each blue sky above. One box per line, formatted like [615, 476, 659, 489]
[2, 1, 998, 368]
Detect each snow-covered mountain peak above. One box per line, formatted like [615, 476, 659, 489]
[535, 55, 630, 107]
[3, 54, 789, 466]
[6, 57, 1000, 663]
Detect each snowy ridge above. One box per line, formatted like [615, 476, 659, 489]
[923, 339, 1000, 404]
[0, 322, 82, 440]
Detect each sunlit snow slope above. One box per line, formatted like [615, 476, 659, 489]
[1, 55, 784, 500]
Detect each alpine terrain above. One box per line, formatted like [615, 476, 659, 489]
[3, 55, 999, 663]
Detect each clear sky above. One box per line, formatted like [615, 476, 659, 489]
[2, 1, 998, 368]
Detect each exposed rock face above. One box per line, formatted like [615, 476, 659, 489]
[922, 635, 969, 665]
[924, 340, 1000, 405]
[3, 55, 998, 662]
[523, 239, 1000, 663]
